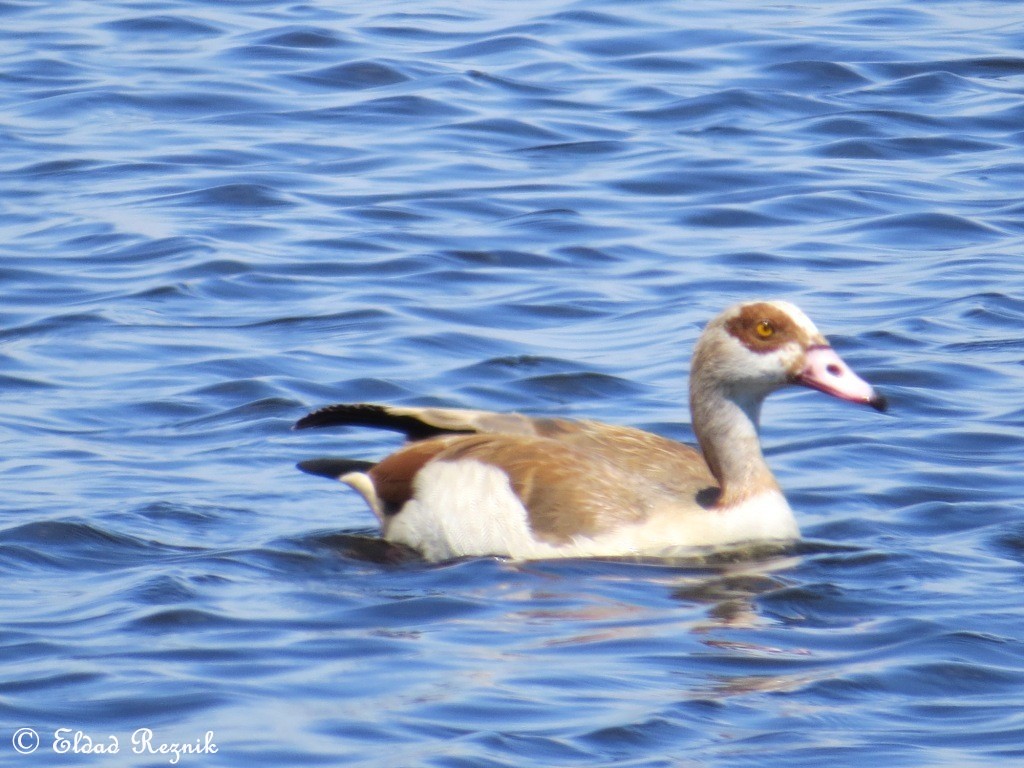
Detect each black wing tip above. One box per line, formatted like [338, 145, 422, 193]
[297, 457, 375, 479]
[293, 403, 389, 431]
[869, 392, 889, 413]
[293, 402, 470, 440]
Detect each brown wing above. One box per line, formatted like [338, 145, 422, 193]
[530, 419, 715, 497]
[367, 429, 716, 545]
[295, 403, 714, 495]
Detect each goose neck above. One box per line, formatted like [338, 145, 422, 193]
[690, 380, 779, 506]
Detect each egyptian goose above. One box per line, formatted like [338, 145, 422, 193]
[294, 301, 886, 561]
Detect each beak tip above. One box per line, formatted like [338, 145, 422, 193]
[799, 346, 888, 415]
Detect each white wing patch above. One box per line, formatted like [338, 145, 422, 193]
[383, 460, 540, 561]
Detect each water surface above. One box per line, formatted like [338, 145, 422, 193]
[2, 1, 1024, 766]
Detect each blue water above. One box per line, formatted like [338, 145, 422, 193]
[2, 0, 1024, 765]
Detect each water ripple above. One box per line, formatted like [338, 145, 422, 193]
[2, 0, 1024, 765]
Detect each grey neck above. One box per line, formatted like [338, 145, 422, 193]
[690, 383, 779, 506]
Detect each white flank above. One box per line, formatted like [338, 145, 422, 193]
[380, 460, 800, 561]
[574, 490, 799, 559]
[382, 460, 538, 561]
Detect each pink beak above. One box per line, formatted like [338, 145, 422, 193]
[796, 345, 887, 412]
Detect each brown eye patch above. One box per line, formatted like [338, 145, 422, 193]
[725, 303, 801, 353]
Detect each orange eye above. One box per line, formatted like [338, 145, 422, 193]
[755, 320, 774, 339]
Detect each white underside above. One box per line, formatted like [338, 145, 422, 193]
[345, 459, 800, 562]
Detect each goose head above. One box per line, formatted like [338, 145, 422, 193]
[689, 300, 886, 503]
[693, 300, 886, 413]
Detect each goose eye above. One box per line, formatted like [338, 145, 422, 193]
[755, 320, 775, 339]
